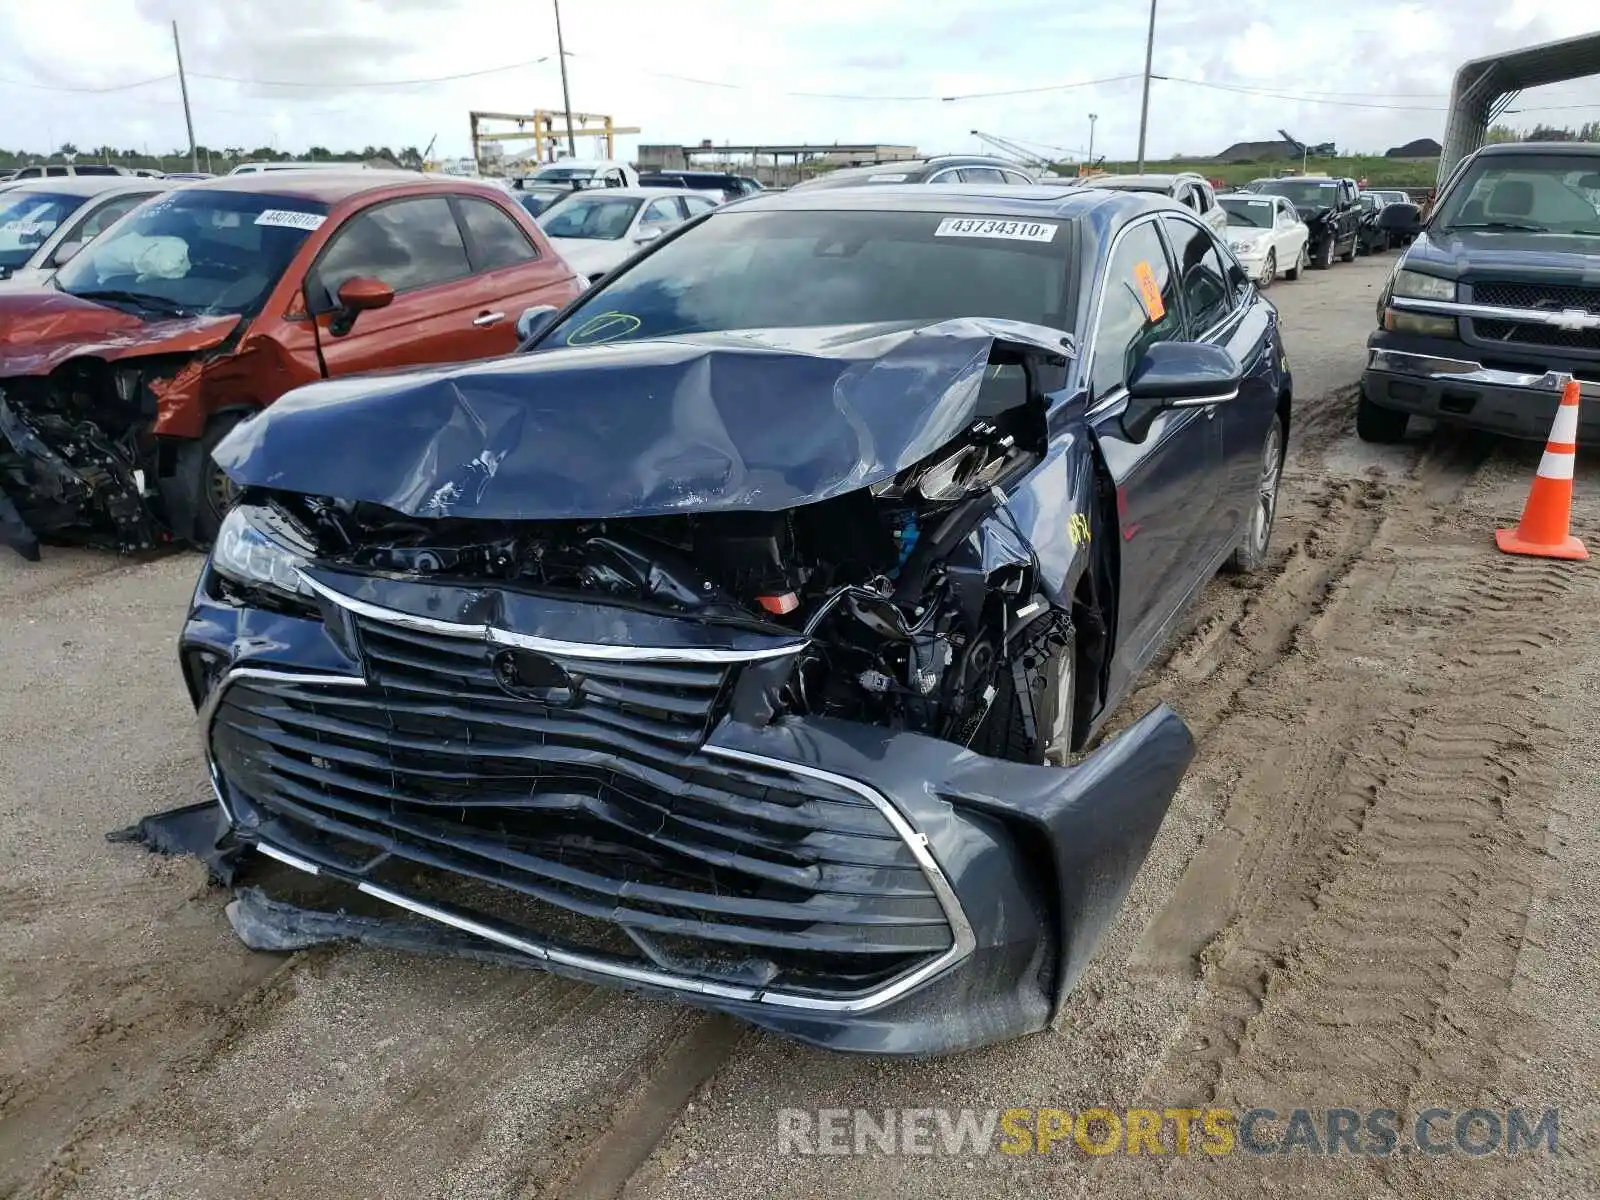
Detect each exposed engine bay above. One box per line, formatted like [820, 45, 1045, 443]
[0, 358, 179, 559]
[245, 360, 1093, 763]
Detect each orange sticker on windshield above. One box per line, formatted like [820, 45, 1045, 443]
[1134, 261, 1165, 321]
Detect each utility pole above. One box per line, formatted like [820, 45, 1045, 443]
[171, 21, 198, 172]
[552, 0, 576, 157]
[1135, 0, 1157, 173]
[1088, 113, 1098, 168]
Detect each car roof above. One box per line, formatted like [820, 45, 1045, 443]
[551, 186, 711, 199]
[1080, 174, 1184, 190]
[711, 182, 1165, 221]
[177, 170, 493, 205]
[5, 175, 175, 197]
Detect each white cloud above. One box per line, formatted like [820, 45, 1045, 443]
[1, 0, 1597, 165]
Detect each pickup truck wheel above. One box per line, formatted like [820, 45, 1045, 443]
[1285, 243, 1306, 280]
[1340, 232, 1358, 263]
[1313, 236, 1335, 269]
[1356, 392, 1409, 443]
[1225, 415, 1284, 574]
[1257, 250, 1276, 289]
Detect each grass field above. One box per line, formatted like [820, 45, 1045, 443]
[1057, 155, 1441, 190]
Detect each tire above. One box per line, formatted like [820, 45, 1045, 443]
[1356, 392, 1409, 443]
[1225, 414, 1284, 574]
[179, 413, 247, 546]
[1313, 235, 1335, 270]
[1340, 230, 1358, 262]
[1257, 250, 1276, 290]
[1285, 243, 1306, 281]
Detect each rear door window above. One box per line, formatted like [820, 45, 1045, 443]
[314, 196, 471, 301]
[960, 167, 1007, 183]
[456, 195, 539, 270]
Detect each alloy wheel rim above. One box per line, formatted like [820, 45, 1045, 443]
[1253, 423, 1282, 550]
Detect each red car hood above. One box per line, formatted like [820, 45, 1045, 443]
[0, 291, 241, 378]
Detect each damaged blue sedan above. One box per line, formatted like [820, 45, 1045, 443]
[178, 185, 1292, 1054]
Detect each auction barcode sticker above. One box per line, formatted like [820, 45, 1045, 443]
[254, 209, 327, 231]
[934, 217, 1057, 242]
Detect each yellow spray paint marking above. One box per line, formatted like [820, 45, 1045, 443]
[1067, 513, 1093, 546]
[566, 311, 641, 345]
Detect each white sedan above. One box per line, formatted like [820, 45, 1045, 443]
[536, 187, 720, 281]
[1218, 192, 1310, 288]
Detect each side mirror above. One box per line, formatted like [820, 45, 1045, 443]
[336, 275, 395, 312]
[1376, 202, 1422, 238]
[634, 225, 664, 245]
[515, 304, 558, 345]
[51, 240, 84, 266]
[326, 275, 394, 337]
[1121, 342, 1243, 443]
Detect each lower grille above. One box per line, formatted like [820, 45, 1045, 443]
[210, 664, 955, 1000]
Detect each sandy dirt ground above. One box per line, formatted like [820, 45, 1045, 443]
[2, 252, 1596, 1199]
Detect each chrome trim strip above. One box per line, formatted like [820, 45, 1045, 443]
[297, 572, 809, 664]
[206, 665, 973, 1013]
[257, 843, 323, 876]
[1366, 349, 1600, 397]
[1391, 295, 1600, 330]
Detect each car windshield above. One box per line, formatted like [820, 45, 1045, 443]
[530, 166, 598, 184]
[0, 192, 88, 270]
[1432, 154, 1600, 234]
[518, 190, 567, 217]
[538, 195, 643, 240]
[1256, 180, 1340, 207]
[54, 189, 326, 317]
[1220, 197, 1276, 229]
[542, 208, 1072, 346]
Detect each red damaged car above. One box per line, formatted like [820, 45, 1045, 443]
[0, 172, 585, 559]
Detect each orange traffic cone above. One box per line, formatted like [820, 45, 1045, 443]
[1496, 379, 1588, 561]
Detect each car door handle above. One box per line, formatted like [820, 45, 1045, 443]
[472, 311, 507, 327]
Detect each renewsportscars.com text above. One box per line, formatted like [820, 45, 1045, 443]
[777, 1106, 1559, 1158]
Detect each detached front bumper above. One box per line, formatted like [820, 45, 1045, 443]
[1361, 338, 1600, 441]
[180, 568, 1194, 1055]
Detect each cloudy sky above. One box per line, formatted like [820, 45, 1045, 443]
[3, 0, 1599, 165]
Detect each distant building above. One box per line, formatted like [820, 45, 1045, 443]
[1385, 137, 1443, 158]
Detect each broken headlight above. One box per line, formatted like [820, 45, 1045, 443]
[211, 505, 313, 600]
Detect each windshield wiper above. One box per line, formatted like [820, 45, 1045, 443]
[1446, 220, 1549, 233]
[69, 289, 191, 318]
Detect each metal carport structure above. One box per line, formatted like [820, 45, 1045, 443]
[1440, 30, 1600, 186]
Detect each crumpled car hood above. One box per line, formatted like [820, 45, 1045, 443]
[0, 290, 240, 378]
[214, 318, 1072, 519]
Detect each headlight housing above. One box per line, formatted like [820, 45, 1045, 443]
[1228, 239, 1261, 255]
[1391, 269, 1456, 302]
[211, 504, 313, 600]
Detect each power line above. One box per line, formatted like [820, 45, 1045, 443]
[0, 72, 175, 93]
[1155, 75, 1447, 111]
[187, 56, 552, 89]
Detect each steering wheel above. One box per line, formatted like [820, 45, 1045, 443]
[189, 254, 248, 281]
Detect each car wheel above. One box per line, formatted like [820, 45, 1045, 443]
[1285, 243, 1306, 281]
[1356, 392, 1409, 443]
[973, 622, 1078, 766]
[1314, 236, 1335, 269]
[1257, 250, 1276, 289]
[1226, 415, 1284, 574]
[181, 414, 246, 546]
[1340, 232, 1358, 262]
